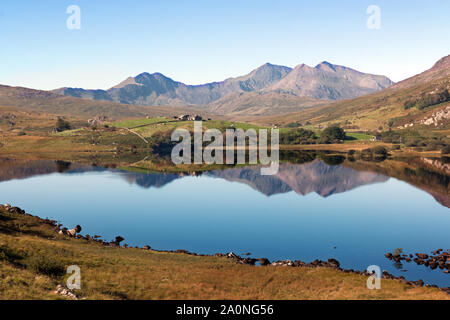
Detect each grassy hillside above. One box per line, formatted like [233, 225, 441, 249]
[1, 207, 448, 300]
[248, 56, 450, 132]
[207, 91, 325, 116]
[0, 85, 205, 120]
[251, 78, 449, 131]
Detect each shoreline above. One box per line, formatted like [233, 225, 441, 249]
[2, 203, 449, 295]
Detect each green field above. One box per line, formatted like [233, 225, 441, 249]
[110, 117, 169, 129]
[110, 117, 372, 142]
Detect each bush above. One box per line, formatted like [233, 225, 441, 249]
[404, 88, 450, 110]
[361, 146, 388, 161]
[149, 130, 179, 158]
[371, 146, 388, 155]
[442, 145, 450, 155]
[0, 245, 23, 264]
[390, 144, 401, 151]
[403, 100, 416, 110]
[381, 131, 403, 144]
[348, 149, 356, 156]
[24, 255, 65, 278]
[424, 142, 439, 151]
[279, 128, 316, 145]
[55, 118, 71, 132]
[285, 122, 301, 128]
[405, 137, 421, 147]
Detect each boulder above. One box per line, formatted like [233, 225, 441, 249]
[416, 253, 429, 259]
[67, 225, 82, 237]
[258, 258, 271, 266]
[327, 258, 340, 268]
[226, 252, 239, 259]
[114, 236, 125, 245]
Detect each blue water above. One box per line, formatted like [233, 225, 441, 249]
[0, 162, 449, 287]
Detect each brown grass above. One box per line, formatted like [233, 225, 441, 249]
[0, 208, 448, 300]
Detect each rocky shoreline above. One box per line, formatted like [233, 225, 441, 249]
[1, 203, 449, 295]
[385, 250, 450, 274]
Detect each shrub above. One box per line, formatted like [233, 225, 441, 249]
[405, 138, 420, 147]
[403, 100, 416, 109]
[318, 135, 332, 144]
[371, 146, 388, 155]
[0, 245, 23, 264]
[24, 255, 65, 278]
[442, 145, 450, 155]
[390, 145, 401, 151]
[404, 88, 450, 110]
[361, 146, 388, 161]
[285, 122, 301, 128]
[149, 131, 179, 157]
[348, 149, 356, 156]
[381, 131, 402, 144]
[279, 128, 316, 145]
[424, 143, 439, 151]
[55, 118, 71, 132]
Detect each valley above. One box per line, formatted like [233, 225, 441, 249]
[0, 55, 449, 301]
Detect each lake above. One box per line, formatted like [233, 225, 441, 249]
[0, 156, 448, 287]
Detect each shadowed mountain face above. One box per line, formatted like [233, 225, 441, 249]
[52, 62, 393, 113]
[207, 160, 389, 197]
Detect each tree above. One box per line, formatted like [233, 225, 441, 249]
[321, 126, 346, 143]
[279, 128, 316, 145]
[55, 118, 71, 131]
[442, 145, 450, 155]
[387, 120, 394, 131]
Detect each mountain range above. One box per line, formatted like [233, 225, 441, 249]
[52, 62, 394, 114]
[0, 55, 448, 128]
[261, 55, 450, 129]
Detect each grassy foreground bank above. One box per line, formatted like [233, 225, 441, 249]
[0, 207, 448, 300]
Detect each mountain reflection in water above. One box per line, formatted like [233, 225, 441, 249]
[0, 156, 448, 207]
[0, 156, 449, 287]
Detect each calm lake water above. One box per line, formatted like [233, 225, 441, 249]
[0, 157, 449, 287]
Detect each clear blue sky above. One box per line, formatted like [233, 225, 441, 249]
[1, 0, 449, 90]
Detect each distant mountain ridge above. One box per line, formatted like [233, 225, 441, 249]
[52, 61, 394, 113]
[263, 54, 450, 130]
[53, 63, 293, 106]
[269, 62, 394, 100]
